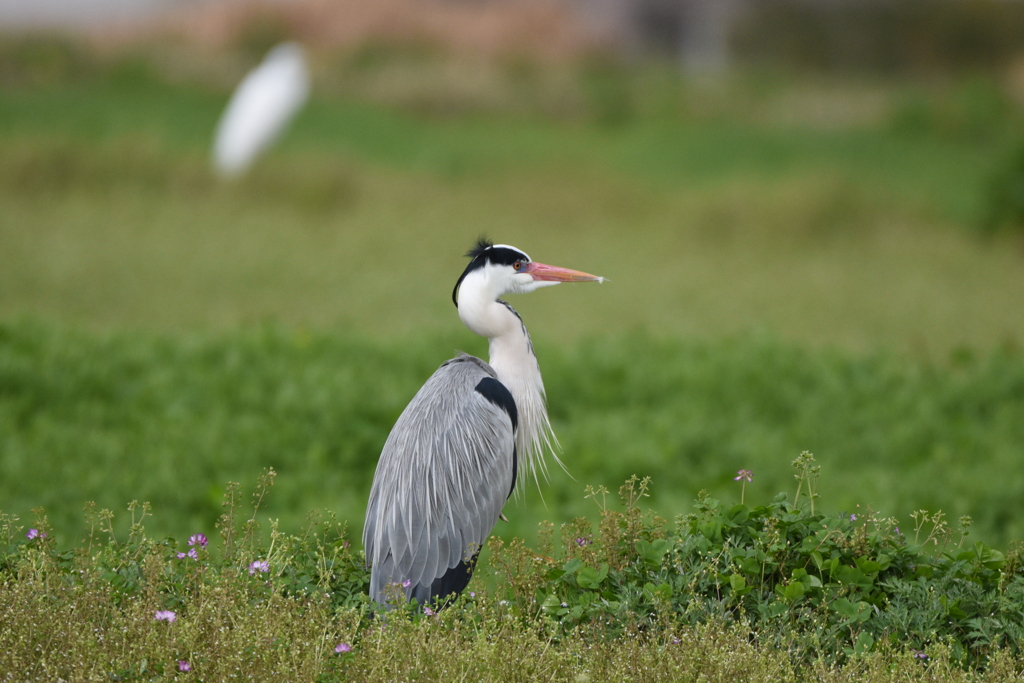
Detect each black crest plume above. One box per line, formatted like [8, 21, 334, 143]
[465, 237, 493, 259]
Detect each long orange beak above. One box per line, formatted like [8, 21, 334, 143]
[525, 262, 604, 283]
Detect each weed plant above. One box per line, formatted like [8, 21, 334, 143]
[2, 461, 1023, 681]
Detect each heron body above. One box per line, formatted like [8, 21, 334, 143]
[363, 240, 603, 606]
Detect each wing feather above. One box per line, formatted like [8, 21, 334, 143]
[364, 355, 515, 604]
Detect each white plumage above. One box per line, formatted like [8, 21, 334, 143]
[212, 42, 310, 177]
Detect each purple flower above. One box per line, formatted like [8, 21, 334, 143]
[248, 560, 270, 575]
[423, 606, 435, 617]
[469, 592, 476, 598]
[914, 651, 928, 660]
[178, 660, 191, 672]
[155, 610, 176, 622]
[672, 637, 681, 645]
[26, 529, 39, 540]
[850, 514, 857, 522]
[401, 579, 412, 589]
[575, 536, 592, 547]
[188, 533, 208, 548]
[734, 470, 753, 483]
[177, 548, 198, 560]
[334, 642, 352, 654]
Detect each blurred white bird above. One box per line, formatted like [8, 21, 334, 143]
[212, 42, 311, 178]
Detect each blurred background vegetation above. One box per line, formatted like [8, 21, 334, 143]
[3, 0, 1024, 550]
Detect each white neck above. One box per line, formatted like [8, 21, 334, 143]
[457, 277, 560, 488]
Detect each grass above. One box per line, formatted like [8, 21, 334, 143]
[2, 470, 1023, 681]
[2, 52, 1024, 352]
[4, 320, 1024, 550]
[4, 41, 1024, 677]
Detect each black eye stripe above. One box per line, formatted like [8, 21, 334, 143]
[483, 248, 528, 267]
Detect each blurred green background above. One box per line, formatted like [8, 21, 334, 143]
[3, 0, 1024, 549]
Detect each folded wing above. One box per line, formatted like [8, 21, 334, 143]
[364, 355, 516, 605]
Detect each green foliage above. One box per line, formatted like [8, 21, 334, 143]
[982, 141, 1024, 237]
[3, 471, 1024, 680]
[5, 320, 1024, 548]
[491, 469, 1024, 668]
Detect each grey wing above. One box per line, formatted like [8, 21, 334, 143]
[363, 355, 516, 604]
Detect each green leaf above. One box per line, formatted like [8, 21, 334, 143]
[698, 521, 723, 542]
[854, 558, 882, 575]
[978, 544, 1006, 569]
[945, 599, 968, 621]
[835, 565, 873, 590]
[562, 558, 583, 574]
[782, 581, 805, 603]
[577, 564, 609, 590]
[636, 539, 672, 569]
[810, 551, 824, 570]
[644, 582, 672, 601]
[876, 554, 891, 571]
[854, 631, 875, 655]
[726, 504, 749, 525]
[833, 598, 871, 622]
[729, 573, 746, 592]
[833, 597, 857, 618]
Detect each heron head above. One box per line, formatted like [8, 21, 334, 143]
[452, 238, 603, 307]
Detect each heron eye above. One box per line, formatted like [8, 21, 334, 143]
[513, 262, 522, 271]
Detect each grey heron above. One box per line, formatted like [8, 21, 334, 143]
[363, 239, 603, 606]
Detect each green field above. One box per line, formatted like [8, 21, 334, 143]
[5, 40, 1024, 681]
[4, 321, 1024, 549]
[2, 46, 1024, 551]
[3, 56, 1024, 352]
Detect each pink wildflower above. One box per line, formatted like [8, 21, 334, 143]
[248, 560, 270, 575]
